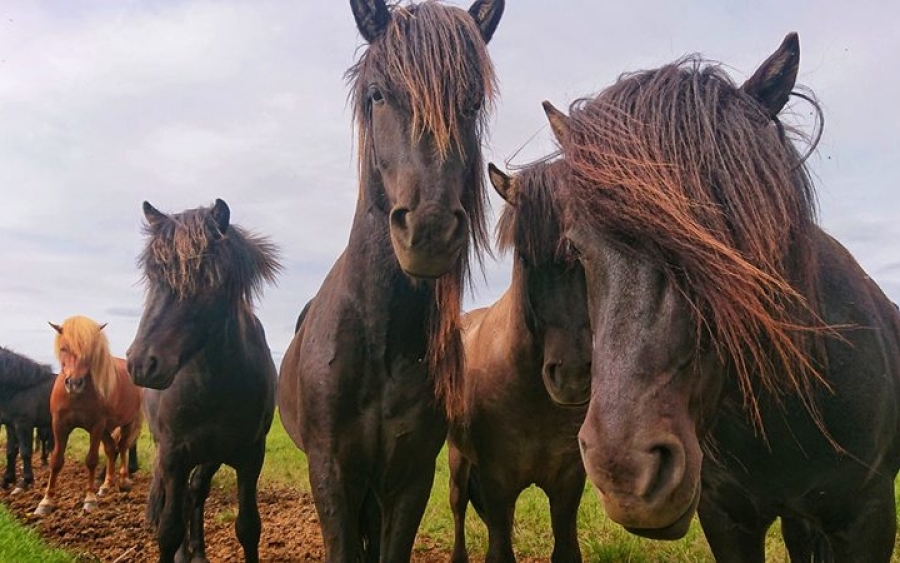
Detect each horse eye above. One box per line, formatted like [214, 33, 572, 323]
[564, 239, 581, 260]
[367, 85, 384, 105]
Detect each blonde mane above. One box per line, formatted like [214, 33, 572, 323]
[54, 316, 117, 403]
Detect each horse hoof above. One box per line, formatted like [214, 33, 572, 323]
[34, 500, 55, 516]
[83, 500, 98, 512]
[11, 486, 26, 496]
[119, 480, 133, 493]
[97, 485, 111, 497]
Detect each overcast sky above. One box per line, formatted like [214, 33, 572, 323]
[1, 1, 897, 368]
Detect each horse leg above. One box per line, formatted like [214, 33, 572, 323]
[448, 446, 471, 563]
[234, 446, 265, 563]
[307, 451, 367, 563]
[478, 476, 517, 563]
[35, 424, 69, 516]
[824, 478, 896, 563]
[12, 422, 35, 494]
[179, 462, 221, 563]
[39, 426, 52, 466]
[378, 461, 437, 563]
[2, 424, 17, 489]
[82, 426, 106, 511]
[116, 424, 138, 491]
[128, 442, 140, 475]
[98, 431, 119, 496]
[698, 494, 773, 563]
[781, 517, 816, 561]
[157, 452, 190, 563]
[546, 469, 585, 563]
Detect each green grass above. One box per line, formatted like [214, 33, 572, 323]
[7, 410, 900, 562]
[0, 504, 72, 563]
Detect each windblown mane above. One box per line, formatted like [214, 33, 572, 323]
[346, 1, 496, 419]
[0, 347, 54, 391]
[54, 316, 117, 403]
[496, 159, 568, 266]
[560, 57, 824, 428]
[139, 205, 281, 305]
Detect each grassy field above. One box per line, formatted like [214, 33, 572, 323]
[5, 411, 900, 562]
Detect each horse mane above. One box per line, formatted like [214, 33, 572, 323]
[496, 159, 568, 266]
[54, 316, 117, 403]
[346, 1, 497, 420]
[0, 347, 54, 391]
[560, 56, 825, 429]
[139, 204, 281, 305]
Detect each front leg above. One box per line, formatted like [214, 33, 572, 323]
[82, 424, 106, 511]
[182, 462, 221, 563]
[3, 424, 18, 489]
[12, 422, 36, 494]
[98, 431, 118, 496]
[157, 450, 190, 563]
[35, 422, 70, 516]
[235, 445, 265, 563]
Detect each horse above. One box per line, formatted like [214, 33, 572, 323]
[127, 198, 279, 563]
[35, 316, 144, 515]
[0, 347, 55, 493]
[277, 0, 503, 561]
[538, 33, 900, 562]
[447, 160, 590, 563]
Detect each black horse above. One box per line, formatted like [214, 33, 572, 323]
[543, 33, 900, 561]
[0, 346, 55, 493]
[127, 198, 279, 563]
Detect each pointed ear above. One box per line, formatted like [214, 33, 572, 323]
[542, 100, 571, 146]
[143, 201, 168, 229]
[741, 32, 800, 118]
[350, 0, 391, 43]
[488, 163, 514, 204]
[48, 322, 62, 334]
[98, 323, 107, 331]
[469, 0, 504, 43]
[211, 198, 231, 234]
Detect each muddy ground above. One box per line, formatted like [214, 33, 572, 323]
[1, 458, 454, 563]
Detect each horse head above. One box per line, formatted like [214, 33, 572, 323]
[349, 0, 502, 278]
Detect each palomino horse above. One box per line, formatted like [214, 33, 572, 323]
[277, 0, 503, 561]
[542, 33, 900, 561]
[0, 347, 55, 493]
[127, 199, 279, 563]
[448, 161, 590, 563]
[36, 316, 143, 515]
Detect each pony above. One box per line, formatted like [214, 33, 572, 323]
[127, 198, 279, 563]
[0, 347, 55, 493]
[447, 160, 590, 563]
[540, 33, 900, 562]
[277, 0, 503, 561]
[35, 316, 144, 515]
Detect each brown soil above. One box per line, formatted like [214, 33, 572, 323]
[1, 459, 452, 563]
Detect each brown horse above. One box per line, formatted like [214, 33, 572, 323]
[447, 160, 590, 563]
[277, 1, 503, 562]
[127, 198, 279, 563]
[35, 316, 143, 515]
[540, 33, 900, 562]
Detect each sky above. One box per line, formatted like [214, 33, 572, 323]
[1, 0, 898, 369]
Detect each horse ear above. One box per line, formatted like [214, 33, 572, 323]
[468, 0, 504, 43]
[143, 201, 168, 229]
[98, 323, 107, 331]
[350, 0, 391, 43]
[212, 198, 231, 234]
[487, 163, 514, 204]
[542, 100, 571, 147]
[741, 32, 800, 118]
[48, 322, 62, 334]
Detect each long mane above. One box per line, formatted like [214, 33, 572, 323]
[0, 347, 54, 392]
[346, 1, 496, 420]
[560, 57, 825, 428]
[139, 205, 281, 305]
[54, 316, 117, 403]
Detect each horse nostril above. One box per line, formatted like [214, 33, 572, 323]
[147, 356, 158, 376]
[390, 208, 411, 236]
[641, 443, 683, 503]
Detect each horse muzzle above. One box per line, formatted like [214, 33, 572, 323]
[64, 375, 86, 395]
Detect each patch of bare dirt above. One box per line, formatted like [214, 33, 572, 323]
[1, 458, 452, 563]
